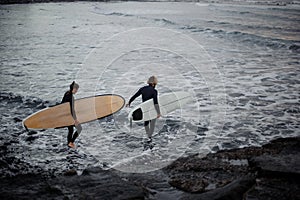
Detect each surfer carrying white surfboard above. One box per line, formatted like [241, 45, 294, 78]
[126, 76, 161, 142]
[61, 81, 82, 148]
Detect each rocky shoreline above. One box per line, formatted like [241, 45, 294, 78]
[0, 136, 299, 199]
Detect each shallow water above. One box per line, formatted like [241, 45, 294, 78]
[0, 2, 299, 175]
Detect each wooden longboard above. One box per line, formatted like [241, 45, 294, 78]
[23, 94, 125, 130]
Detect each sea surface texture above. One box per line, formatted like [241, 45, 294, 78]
[0, 1, 299, 175]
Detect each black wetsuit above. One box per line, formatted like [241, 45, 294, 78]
[129, 85, 161, 138]
[129, 85, 159, 104]
[61, 91, 82, 144]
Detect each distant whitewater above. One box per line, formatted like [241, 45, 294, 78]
[1, 0, 300, 5]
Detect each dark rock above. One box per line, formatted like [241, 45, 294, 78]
[13, 117, 22, 122]
[0, 136, 299, 200]
[63, 169, 77, 176]
[0, 160, 8, 168]
[164, 149, 251, 196]
[169, 178, 208, 193]
[246, 177, 300, 200]
[117, 169, 176, 199]
[0, 167, 145, 200]
[58, 168, 145, 200]
[82, 166, 107, 175]
[251, 153, 300, 176]
[0, 174, 63, 199]
[180, 176, 255, 200]
[26, 136, 38, 142]
[165, 137, 300, 199]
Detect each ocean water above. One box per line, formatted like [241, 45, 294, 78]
[0, 2, 299, 175]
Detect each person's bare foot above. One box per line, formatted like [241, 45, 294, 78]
[68, 142, 75, 148]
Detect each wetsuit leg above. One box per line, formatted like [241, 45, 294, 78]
[71, 124, 82, 143]
[149, 119, 156, 138]
[144, 121, 150, 138]
[144, 121, 150, 126]
[67, 126, 73, 144]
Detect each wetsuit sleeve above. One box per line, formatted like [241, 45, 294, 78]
[128, 88, 142, 106]
[61, 92, 68, 103]
[61, 96, 65, 104]
[153, 90, 161, 115]
[70, 95, 77, 120]
[62, 92, 77, 121]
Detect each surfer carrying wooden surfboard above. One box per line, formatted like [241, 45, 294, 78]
[61, 81, 82, 148]
[126, 76, 161, 142]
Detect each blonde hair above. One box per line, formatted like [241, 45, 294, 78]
[147, 76, 158, 85]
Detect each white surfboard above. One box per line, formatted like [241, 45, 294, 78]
[128, 91, 192, 123]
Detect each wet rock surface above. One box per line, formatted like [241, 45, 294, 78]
[0, 168, 145, 200]
[165, 136, 300, 200]
[0, 136, 299, 199]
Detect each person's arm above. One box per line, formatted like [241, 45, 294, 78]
[61, 95, 66, 104]
[153, 90, 161, 116]
[70, 95, 77, 121]
[61, 92, 68, 104]
[127, 88, 142, 107]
